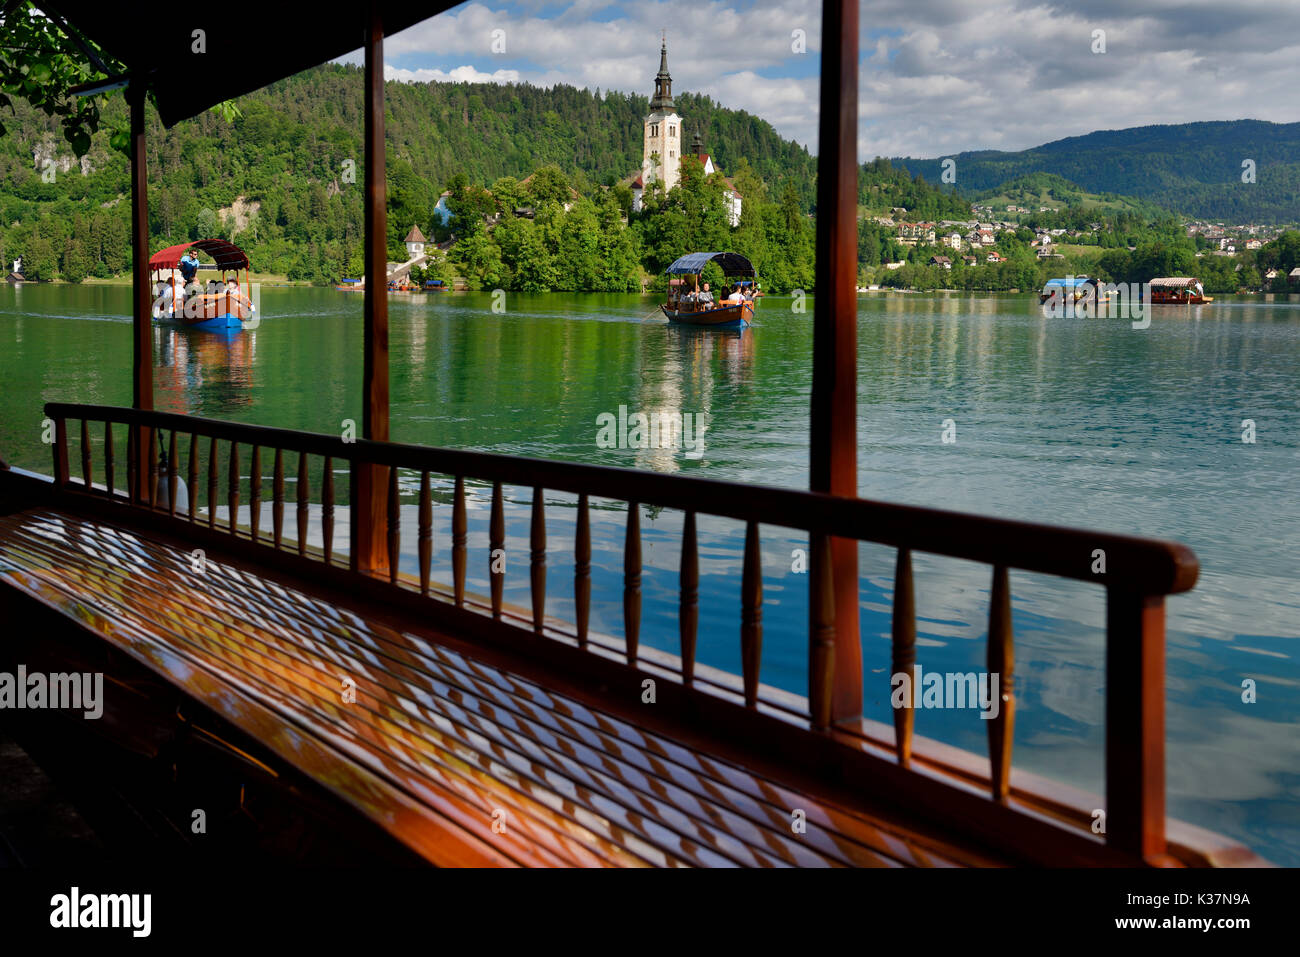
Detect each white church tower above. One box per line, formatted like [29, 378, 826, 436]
[641, 39, 682, 193]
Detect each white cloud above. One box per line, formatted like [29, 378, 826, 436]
[385, 65, 521, 84]
[337, 0, 1300, 161]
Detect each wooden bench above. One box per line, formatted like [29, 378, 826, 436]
[0, 505, 996, 867]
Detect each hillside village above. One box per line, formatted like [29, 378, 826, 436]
[854, 164, 1300, 294]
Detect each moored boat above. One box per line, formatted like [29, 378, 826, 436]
[661, 251, 758, 328]
[1039, 275, 1112, 306]
[1147, 276, 1213, 304]
[150, 239, 257, 331]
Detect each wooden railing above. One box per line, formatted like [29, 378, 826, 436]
[44, 402, 1198, 862]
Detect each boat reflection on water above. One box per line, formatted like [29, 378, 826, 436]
[155, 325, 257, 411]
[666, 322, 756, 390]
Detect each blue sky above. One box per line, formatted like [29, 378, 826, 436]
[336, 1, 1300, 160]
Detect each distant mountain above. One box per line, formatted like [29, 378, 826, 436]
[894, 120, 1300, 223]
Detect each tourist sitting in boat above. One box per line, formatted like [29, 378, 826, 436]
[153, 280, 174, 319]
[699, 283, 714, 305]
[231, 278, 255, 312]
[179, 250, 199, 285]
[726, 284, 744, 305]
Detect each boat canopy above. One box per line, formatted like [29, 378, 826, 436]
[666, 251, 756, 277]
[1149, 277, 1201, 289]
[1043, 277, 1095, 288]
[149, 239, 250, 272]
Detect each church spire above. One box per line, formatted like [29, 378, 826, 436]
[650, 37, 674, 112]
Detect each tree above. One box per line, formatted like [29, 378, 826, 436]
[490, 176, 526, 215]
[525, 166, 573, 207]
[61, 235, 91, 282]
[22, 236, 57, 280]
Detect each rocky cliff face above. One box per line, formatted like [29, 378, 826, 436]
[32, 136, 94, 177]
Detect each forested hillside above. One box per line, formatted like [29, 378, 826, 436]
[895, 120, 1300, 222]
[972, 172, 1173, 220]
[857, 157, 970, 220]
[0, 63, 817, 284]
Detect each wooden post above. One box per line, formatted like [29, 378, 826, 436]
[128, 80, 153, 503]
[1106, 590, 1167, 861]
[810, 0, 862, 722]
[355, 3, 390, 575]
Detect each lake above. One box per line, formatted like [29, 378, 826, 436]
[1, 283, 1297, 863]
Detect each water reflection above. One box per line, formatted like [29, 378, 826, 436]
[155, 325, 257, 411]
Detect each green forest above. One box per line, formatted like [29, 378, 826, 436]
[4, 55, 1299, 298]
[0, 63, 817, 289]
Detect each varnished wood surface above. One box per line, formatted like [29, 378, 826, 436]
[0, 507, 991, 868]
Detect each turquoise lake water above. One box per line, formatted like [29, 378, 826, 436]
[1, 283, 1296, 863]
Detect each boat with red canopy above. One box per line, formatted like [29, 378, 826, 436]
[150, 238, 257, 331]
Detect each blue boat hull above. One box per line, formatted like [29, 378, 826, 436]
[154, 311, 244, 331]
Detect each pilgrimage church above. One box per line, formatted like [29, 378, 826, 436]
[626, 40, 743, 227]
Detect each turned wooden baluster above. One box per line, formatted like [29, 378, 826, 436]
[452, 476, 467, 606]
[741, 521, 763, 708]
[530, 487, 547, 632]
[387, 464, 400, 585]
[624, 502, 641, 665]
[891, 547, 917, 766]
[249, 445, 262, 542]
[680, 511, 699, 685]
[808, 532, 837, 731]
[147, 428, 158, 509]
[103, 423, 115, 500]
[187, 434, 199, 521]
[489, 481, 504, 618]
[207, 437, 218, 529]
[167, 430, 178, 518]
[227, 442, 240, 534]
[51, 417, 69, 488]
[126, 424, 136, 504]
[574, 496, 595, 647]
[418, 471, 432, 596]
[987, 564, 1015, 802]
[149, 431, 159, 512]
[321, 456, 335, 564]
[272, 449, 285, 548]
[575, 493, 591, 648]
[79, 420, 91, 490]
[296, 452, 310, 557]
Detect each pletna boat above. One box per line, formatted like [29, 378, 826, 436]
[150, 239, 257, 331]
[1147, 277, 1213, 304]
[661, 251, 757, 328]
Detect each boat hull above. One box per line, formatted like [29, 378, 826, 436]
[153, 293, 253, 331]
[661, 301, 753, 328]
[1148, 292, 1213, 304]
